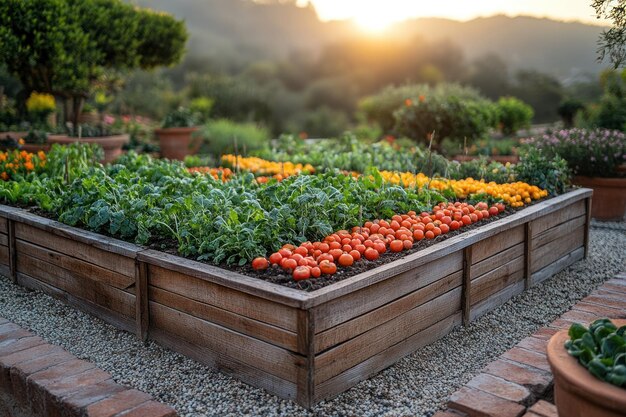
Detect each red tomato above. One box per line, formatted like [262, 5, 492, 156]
[278, 248, 292, 258]
[281, 258, 297, 271]
[293, 266, 311, 281]
[319, 260, 337, 275]
[496, 203, 506, 212]
[373, 241, 386, 254]
[481, 210, 490, 219]
[269, 252, 282, 265]
[364, 247, 380, 261]
[432, 227, 442, 237]
[439, 224, 450, 234]
[252, 257, 269, 270]
[489, 206, 499, 216]
[354, 244, 366, 254]
[389, 240, 403, 253]
[290, 253, 303, 263]
[349, 249, 361, 261]
[425, 230, 435, 239]
[413, 229, 425, 240]
[319, 242, 330, 253]
[450, 220, 461, 231]
[294, 246, 308, 257]
[328, 248, 343, 260]
[402, 239, 412, 250]
[461, 215, 472, 226]
[342, 244, 353, 252]
[310, 266, 321, 278]
[329, 241, 342, 250]
[282, 244, 296, 251]
[338, 253, 354, 267]
[318, 253, 334, 263]
[469, 213, 478, 223]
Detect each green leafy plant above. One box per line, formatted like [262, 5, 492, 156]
[496, 96, 534, 135]
[24, 130, 48, 145]
[197, 119, 269, 157]
[162, 107, 199, 128]
[514, 147, 570, 195]
[566, 318, 626, 388]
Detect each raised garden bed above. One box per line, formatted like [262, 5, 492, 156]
[0, 188, 592, 408]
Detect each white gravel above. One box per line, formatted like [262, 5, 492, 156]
[0, 223, 624, 417]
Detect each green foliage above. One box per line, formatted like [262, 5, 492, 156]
[514, 147, 570, 195]
[566, 318, 626, 388]
[161, 107, 199, 128]
[592, 0, 626, 68]
[189, 97, 214, 123]
[392, 84, 498, 148]
[24, 130, 48, 145]
[197, 119, 270, 158]
[496, 97, 534, 135]
[66, 124, 120, 138]
[299, 106, 350, 138]
[448, 158, 515, 184]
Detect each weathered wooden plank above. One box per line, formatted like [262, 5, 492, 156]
[524, 222, 532, 290]
[531, 199, 585, 237]
[0, 244, 8, 268]
[314, 313, 462, 403]
[584, 197, 592, 259]
[136, 261, 149, 342]
[470, 280, 526, 322]
[314, 270, 462, 353]
[138, 249, 310, 308]
[462, 246, 472, 326]
[149, 265, 298, 332]
[14, 222, 135, 277]
[7, 220, 15, 284]
[531, 247, 585, 287]
[0, 233, 8, 247]
[314, 287, 461, 384]
[0, 216, 7, 234]
[306, 189, 592, 308]
[296, 309, 315, 408]
[531, 226, 585, 273]
[16, 240, 134, 291]
[470, 256, 524, 305]
[532, 214, 586, 250]
[471, 225, 524, 264]
[471, 242, 524, 280]
[16, 273, 135, 333]
[149, 327, 298, 401]
[0, 206, 140, 257]
[149, 302, 303, 383]
[149, 285, 299, 353]
[16, 253, 135, 318]
[314, 251, 463, 333]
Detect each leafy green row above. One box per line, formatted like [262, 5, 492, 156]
[566, 318, 626, 388]
[0, 145, 447, 266]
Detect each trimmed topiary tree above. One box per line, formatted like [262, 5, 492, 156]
[0, 0, 187, 126]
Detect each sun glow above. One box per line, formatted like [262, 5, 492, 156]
[351, 6, 404, 32]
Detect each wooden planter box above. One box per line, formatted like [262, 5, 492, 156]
[0, 188, 592, 408]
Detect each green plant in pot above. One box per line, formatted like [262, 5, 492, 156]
[48, 123, 129, 164]
[522, 128, 626, 220]
[155, 107, 201, 161]
[547, 318, 626, 417]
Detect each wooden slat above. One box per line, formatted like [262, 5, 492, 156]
[7, 219, 15, 284]
[14, 223, 135, 277]
[0, 244, 8, 268]
[471, 242, 524, 280]
[532, 214, 586, 250]
[306, 189, 591, 309]
[470, 280, 526, 322]
[462, 246, 472, 326]
[471, 255, 524, 305]
[314, 287, 461, 384]
[314, 251, 463, 333]
[471, 225, 524, 264]
[149, 302, 303, 383]
[314, 313, 462, 403]
[524, 222, 532, 290]
[296, 309, 315, 407]
[16, 253, 135, 318]
[17, 273, 135, 333]
[149, 327, 298, 401]
[531, 226, 585, 273]
[136, 261, 149, 342]
[149, 265, 298, 332]
[0, 216, 7, 234]
[531, 247, 585, 286]
[0, 233, 8, 247]
[584, 197, 592, 259]
[531, 199, 585, 237]
[149, 286, 299, 352]
[314, 270, 462, 353]
[16, 240, 134, 291]
[139, 249, 310, 308]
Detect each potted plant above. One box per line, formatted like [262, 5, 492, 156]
[20, 130, 51, 153]
[48, 123, 129, 163]
[154, 107, 201, 160]
[523, 128, 626, 221]
[547, 318, 626, 417]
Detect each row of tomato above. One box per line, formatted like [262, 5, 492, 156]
[251, 201, 506, 281]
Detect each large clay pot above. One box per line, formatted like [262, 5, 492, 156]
[48, 134, 129, 164]
[154, 127, 200, 161]
[573, 176, 626, 221]
[547, 319, 626, 417]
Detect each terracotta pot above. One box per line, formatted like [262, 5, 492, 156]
[0, 131, 28, 141]
[154, 127, 200, 161]
[548, 319, 626, 417]
[573, 176, 626, 221]
[48, 134, 129, 164]
[78, 112, 99, 124]
[20, 143, 51, 153]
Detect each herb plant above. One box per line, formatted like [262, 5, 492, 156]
[566, 318, 626, 388]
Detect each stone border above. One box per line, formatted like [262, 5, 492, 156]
[0, 318, 178, 417]
[434, 272, 626, 417]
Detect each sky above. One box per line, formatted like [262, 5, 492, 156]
[295, 0, 609, 31]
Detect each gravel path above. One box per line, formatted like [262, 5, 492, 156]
[1, 223, 624, 417]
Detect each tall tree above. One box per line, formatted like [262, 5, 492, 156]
[0, 0, 187, 126]
[593, 0, 626, 67]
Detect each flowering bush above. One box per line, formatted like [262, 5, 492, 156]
[0, 149, 46, 180]
[26, 92, 55, 113]
[523, 128, 626, 178]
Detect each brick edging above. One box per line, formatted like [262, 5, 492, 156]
[0, 318, 178, 417]
[434, 272, 626, 417]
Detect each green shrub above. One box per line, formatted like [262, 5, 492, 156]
[197, 119, 270, 157]
[496, 96, 534, 134]
[514, 147, 570, 195]
[189, 97, 214, 123]
[162, 107, 199, 128]
[393, 84, 497, 148]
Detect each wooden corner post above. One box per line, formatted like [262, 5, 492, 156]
[462, 246, 472, 326]
[135, 259, 150, 343]
[524, 222, 533, 290]
[296, 309, 315, 408]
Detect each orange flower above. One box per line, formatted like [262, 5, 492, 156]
[24, 161, 34, 171]
[37, 151, 46, 160]
[418, 95, 426, 103]
[404, 98, 412, 107]
[0, 153, 6, 162]
[0, 172, 8, 181]
[18, 138, 25, 145]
